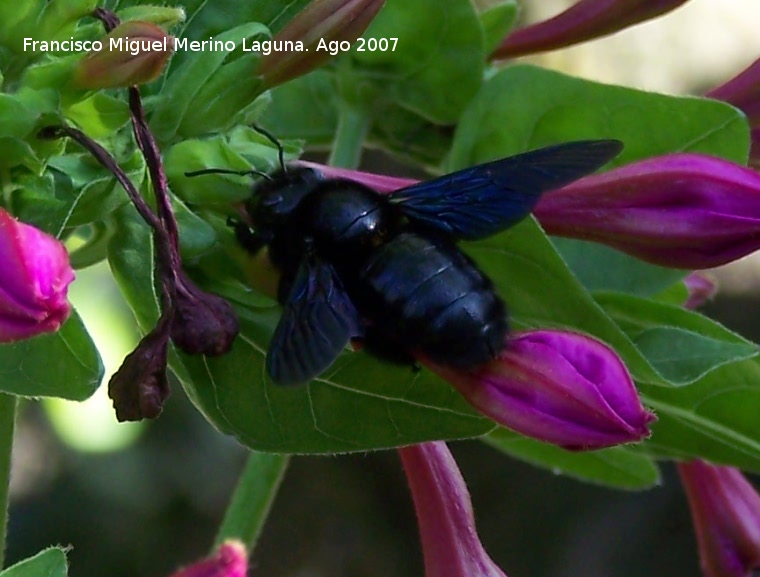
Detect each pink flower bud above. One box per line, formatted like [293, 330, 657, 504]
[707, 57, 760, 167]
[297, 160, 416, 192]
[683, 272, 717, 310]
[534, 153, 760, 269]
[422, 330, 655, 450]
[168, 541, 247, 577]
[399, 442, 510, 577]
[678, 461, 760, 577]
[491, 0, 690, 59]
[75, 21, 174, 89]
[708, 57, 760, 129]
[0, 209, 73, 342]
[259, 0, 385, 88]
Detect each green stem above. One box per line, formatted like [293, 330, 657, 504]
[0, 394, 17, 569]
[328, 105, 370, 169]
[213, 451, 290, 551]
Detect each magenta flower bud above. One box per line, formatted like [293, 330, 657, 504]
[491, 0, 690, 59]
[707, 58, 760, 167]
[683, 272, 717, 310]
[168, 541, 247, 577]
[534, 153, 760, 269]
[297, 160, 416, 192]
[707, 57, 760, 128]
[399, 442, 510, 577]
[422, 330, 655, 450]
[678, 461, 760, 577]
[259, 0, 385, 88]
[0, 209, 73, 342]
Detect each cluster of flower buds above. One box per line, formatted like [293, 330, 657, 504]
[47, 9, 239, 421]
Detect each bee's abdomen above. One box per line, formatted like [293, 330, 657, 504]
[353, 232, 508, 367]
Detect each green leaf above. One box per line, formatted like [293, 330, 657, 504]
[0, 548, 68, 577]
[552, 238, 687, 296]
[150, 22, 269, 141]
[0, 311, 102, 401]
[178, 310, 494, 453]
[25, 147, 144, 229]
[486, 428, 661, 490]
[449, 65, 749, 170]
[107, 205, 160, 331]
[596, 292, 758, 385]
[465, 219, 665, 386]
[480, 0, 519, 55]
[65, 93, 130, 138]
[640, 358, 760, 474]
[174, 196, 218, 259]
[352, 0, 485, 124]
[259, 70, 338, 145]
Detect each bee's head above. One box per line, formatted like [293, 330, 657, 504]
[245, 165, 323, 228]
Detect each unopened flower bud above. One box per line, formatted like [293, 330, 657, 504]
[683, 272, 717, 310]
[0, 209, 73, 342]
[423, 330, 655, 450]
[170, 272, 239, 357]
[707, 57, 760, 167]
[678, 460, 760, 577]
[259, 0, 385, 88]
[399, 442, 510, 577]
[168, 541, 247, 577]
[534, 153, 760, 269]
[75, 21, 174, 89]
[108, 322, 170, 421]
[491, 0, 690, 59]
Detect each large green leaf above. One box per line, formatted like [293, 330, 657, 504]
[177, 307, 493, 453]
[486, 429, 660, 490]
[449, 64, 749, 170]
[639, 358, 760, 474]
[597, 292, 758, 385]
[552, 238, 687, 296]
[0, 548, 68, 577]
[465, 219, 665, 386]
[353, 0, 485, 124]
[149, 22, 269, 141]
[0, 311, 102, 400]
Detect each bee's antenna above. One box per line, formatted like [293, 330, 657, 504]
[184, 168, 273, 181]
[251, 124, 286, 173]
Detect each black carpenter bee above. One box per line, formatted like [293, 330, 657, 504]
[231, 139, 622, 386]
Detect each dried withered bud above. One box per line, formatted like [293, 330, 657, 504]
[170, 271, 239, 356]
[108, 321, 171, 421]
